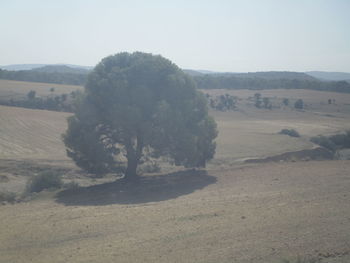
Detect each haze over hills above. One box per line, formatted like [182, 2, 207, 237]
[1, 64, 350, 93]
[185, 70, 317, 81]
[0, 64, 93, 71]
[2, 64, 350, 81]
[184, 69, 350, 82]
[32, 65, 90, 74]
[306, 71, 350, 82]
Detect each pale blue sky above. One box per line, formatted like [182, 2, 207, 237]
[1, 0, 349, 72]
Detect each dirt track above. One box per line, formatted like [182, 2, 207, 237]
[1, 160, 349, 263]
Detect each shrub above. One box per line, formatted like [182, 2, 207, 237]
[294, 99, 304, 109]
[279, 129, 300, 137]
[283, 98, 289, 106]
[310, 135, 337, 152]
[263, 97, 271, 109]
[329, 130, 350, 148]
[64, 181, 79, 190]
[310, 131, 350, 152]
[26, 170, 63, 193]
[0, 191, 17, 203]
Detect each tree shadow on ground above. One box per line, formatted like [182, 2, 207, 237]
[55, 170, 216, 206]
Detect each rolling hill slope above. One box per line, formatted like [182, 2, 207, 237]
[0, 105, 70, 160]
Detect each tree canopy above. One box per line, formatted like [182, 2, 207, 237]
[63, 52, 218, 180]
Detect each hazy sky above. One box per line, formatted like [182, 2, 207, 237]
[1, 0, 349, 72]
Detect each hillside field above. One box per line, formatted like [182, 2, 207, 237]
[1, 87, 350, 262]
[0, 79, 82, 100]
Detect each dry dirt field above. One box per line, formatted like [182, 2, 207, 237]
[1, 88, 350, 262]
[1, 161, 350, 263]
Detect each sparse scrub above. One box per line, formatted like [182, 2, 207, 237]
[263, 97, 272, 109]
[0, 191, 17, 204]
[63, 181, 79, 190]
[310, 131, 350, 152]
[329, 130, 350, 148]
[26, 170, 63, 193]
[310, 136, 337, 151]
[294, 99, 304, 109]
[279, 129, 300, 137]
[254, 93, 262, 108]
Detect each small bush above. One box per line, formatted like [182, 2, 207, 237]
[294, 99, 304, 109]
[64, 181, 79, 190]
[0, 191, 17, 203]
[279, 129, 300, 137]
[310, 131, 350, 152]
[329, 130, 350, 148]
[26, 170, 63, 193]
[310, 135, 337, 151]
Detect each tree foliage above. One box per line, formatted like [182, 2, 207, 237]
[208, 94, 237, 111]
[63, 52, 218, 179]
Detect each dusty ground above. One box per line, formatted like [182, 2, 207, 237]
[1, 161, 350, 263]
[1, 88, 350, 262]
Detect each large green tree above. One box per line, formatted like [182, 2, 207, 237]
[63, 52, 217, 180]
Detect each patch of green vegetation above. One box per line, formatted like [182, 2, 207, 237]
[63, 181, 79, 190]
[310, 130, 350, 152]
[0, 191, 17, 204]
[26, 170, 63, 193]
[279, 129, 300, 138]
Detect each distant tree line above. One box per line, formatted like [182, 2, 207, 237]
[193, 75, 350, 93]
[0, 69, 87, 85]
[1, 67, 350, 94]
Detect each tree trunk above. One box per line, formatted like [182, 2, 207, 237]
[125, 155, 138, 181]
[124, 134, 143, 182]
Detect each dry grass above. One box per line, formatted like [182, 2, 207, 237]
[0, 79, 82, 100]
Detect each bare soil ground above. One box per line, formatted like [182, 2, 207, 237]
[1, 161, 350, 263]
[209, 89, 350, 165]
[0, 105, 70, 160]
[1, 88, 350, 262]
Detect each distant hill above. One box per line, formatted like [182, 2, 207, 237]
[192, 71, 350, 93]
[306, 71, 350, 81]
[1, 64, 349, 93]
[227, 71, 317, 81]
[33, 65, 90, 74]
[185, 70, 316, 81]
[0, 67, 87, 86]
[183, 69, 205, 76]
[0, 64, 93, 71]
[0, 64, 48, 71]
